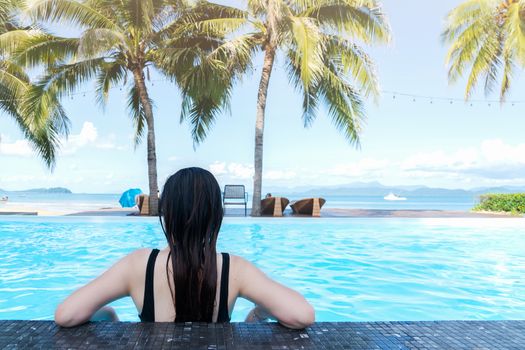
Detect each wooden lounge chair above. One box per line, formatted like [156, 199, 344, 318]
[135, 194, 150, 215]
[290, 198, 326, 217]
[261, 197, 289, 217]
[223, 185, 248, 216]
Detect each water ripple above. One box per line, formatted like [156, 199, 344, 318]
[1, 217, 525, 322]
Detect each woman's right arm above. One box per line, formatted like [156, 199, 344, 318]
[235, 256, 315, 329]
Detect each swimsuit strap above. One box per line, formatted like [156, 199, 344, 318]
[217, 252, 230, 322]
[139, 248, 160, 322]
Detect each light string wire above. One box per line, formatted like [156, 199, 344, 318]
[0, 79, 524, 106]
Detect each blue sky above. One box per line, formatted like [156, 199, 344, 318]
[1, 0, 525, 194]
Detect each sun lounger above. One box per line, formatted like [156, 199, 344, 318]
[135, 194, 150, 215]
[261, 197, 289, 216]
[290, 198, 326, 217]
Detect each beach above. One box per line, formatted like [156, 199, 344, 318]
[0, 191, 519, 217]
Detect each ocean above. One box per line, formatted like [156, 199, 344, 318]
[0, 191, 480, 213]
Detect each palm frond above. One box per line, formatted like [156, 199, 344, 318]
[287, 15, 325, 89]
[25, 0, 119, 29]
[445, 14, 496, 83]
[499, 49, 515, 101]
[0, 60, 30, 98]
[78, 28, 127, 58]
[285, 42, 364, 143]
[95, 60, 126, 107]
[175, 53, 235, 144]
[442, 0, 494, 42]
[122, 0, 156, 36]
[179, 1, 247, 35]
[301, 1, 391, 44]
[10, 32, 79, 68]
[285, 52, 319, 127]
[504, 1, 525, 67]
[21, 58, 104, 128]
[443, 0, 525, 101]
[126, 83, 150, 147]
[318, 63, 364, 145]
[324, 34, 379, 99]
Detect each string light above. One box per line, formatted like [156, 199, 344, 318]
[382, 89, 523, 106]
[1, 83, 524, 106]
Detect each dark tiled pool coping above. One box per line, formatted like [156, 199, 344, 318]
[1, 320, 524, 349]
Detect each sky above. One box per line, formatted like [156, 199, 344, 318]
[1, 0, 525, 194]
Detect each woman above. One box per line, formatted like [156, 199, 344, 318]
[55, 167, 314, 329]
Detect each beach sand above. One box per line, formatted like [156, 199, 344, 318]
[0, 205, 137, 217]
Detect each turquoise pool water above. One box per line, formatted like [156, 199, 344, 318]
[1, 217, 524, 322]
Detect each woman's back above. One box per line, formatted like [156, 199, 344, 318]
[54, 167, 314, 329]
[131, 249, 233, 322]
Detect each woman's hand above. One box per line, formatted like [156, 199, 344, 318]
[236, 256, 315, 329]
[245, 305, 271, 322]
[54, 250, 148, 327]
[90, 306, 119, 322]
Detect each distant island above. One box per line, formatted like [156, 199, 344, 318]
[273, 182, 525, 198]
[0, 187, 72, 194]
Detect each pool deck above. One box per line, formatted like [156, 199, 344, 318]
[1, 206, 520, 218]
[1, 320, 523, 349]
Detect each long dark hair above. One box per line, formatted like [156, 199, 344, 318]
[159, 167, 224, 322]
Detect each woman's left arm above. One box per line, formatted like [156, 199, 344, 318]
[55, 250, 140, 327]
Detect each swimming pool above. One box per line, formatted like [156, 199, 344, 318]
[0, 217, 524, 322]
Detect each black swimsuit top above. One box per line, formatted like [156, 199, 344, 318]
[138, 249, 231, 322]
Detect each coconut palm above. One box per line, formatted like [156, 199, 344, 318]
[0, 0, 68, 167]
[443, 0, 525, 101]
[216, 0, 390, 216]
[14, 0, 251, 215]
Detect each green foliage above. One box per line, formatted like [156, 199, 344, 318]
[10, 0, 252, 147]
[238, 0, 391, 144]
[443, 0, 525, 101]
[473, 193, 525, 214]
[0, 0, 69, 168]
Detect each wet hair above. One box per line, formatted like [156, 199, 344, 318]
[159, 167, 224, 322]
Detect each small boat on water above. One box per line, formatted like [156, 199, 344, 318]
[0, 196, 8, 202]
[384, 192, 407, 201]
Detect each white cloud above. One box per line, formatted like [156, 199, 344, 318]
[323, 158, 391, 177]
[0, 139, 33, 156]
[400, 139, 525, 180]
[209, 162, 254, 179]
[0, 122, 128, 158]
[207, 139, 525, 189]
[209, 161, 227, 175]
[95, 133, 126, 150]
[61, 122, 98, 154]
[228, 163, 253, 179]
[265, 170, 297, 180]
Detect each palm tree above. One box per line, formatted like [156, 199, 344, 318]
[443, 0, 525, 101]
[14, 0, 250, 215]
[234, 0, 390, 216]
[0, 0, 68, 167]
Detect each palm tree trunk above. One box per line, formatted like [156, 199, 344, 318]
[132, 68, 159, 216]
[251, 44, 276, 216]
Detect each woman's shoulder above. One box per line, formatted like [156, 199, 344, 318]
[224, 254, 260, 275]
[129, 248, 156, 259]
[122, 248, 157, 269]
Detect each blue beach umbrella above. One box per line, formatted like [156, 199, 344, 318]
[119, 188, 142, 208]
